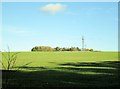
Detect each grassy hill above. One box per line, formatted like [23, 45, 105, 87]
[1, 52, 119, 88]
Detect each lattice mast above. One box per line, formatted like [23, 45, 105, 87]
[82, 36, 84, 51]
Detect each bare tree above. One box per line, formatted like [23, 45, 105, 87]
[0, 47, 31, 88]
[0, 47, 19, 70]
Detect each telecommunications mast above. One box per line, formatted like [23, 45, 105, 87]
[82, 36, 84, 51]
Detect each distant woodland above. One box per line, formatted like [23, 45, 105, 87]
[31, 46, 93, 52]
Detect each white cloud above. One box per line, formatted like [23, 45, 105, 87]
[40, 3, 67, 15]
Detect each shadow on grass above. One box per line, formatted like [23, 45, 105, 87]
[57, 61, 120, 75]
[58, 61, 120, 68]
[2, 61, 120, 88]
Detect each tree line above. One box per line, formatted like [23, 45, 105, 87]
[31, 46, 93, 52]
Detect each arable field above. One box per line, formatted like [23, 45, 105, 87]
[2, 52, 120, 88]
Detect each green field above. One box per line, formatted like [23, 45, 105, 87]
[2, 52, 120, 88]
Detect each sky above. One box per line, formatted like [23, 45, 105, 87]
[1, 0, 120, 2]
[2, 2, 118, 51]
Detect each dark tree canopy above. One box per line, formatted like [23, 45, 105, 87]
[31, 46, 93, 52]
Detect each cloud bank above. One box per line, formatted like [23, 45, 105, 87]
[40, 3, 67, 14]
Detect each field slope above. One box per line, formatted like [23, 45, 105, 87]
[2, 52, 119, 88]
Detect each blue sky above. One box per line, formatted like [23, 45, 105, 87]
[2, 2, 118, 51]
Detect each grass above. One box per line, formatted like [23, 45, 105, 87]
[15, 51, 118, 68]
[1, 51, 119, 88]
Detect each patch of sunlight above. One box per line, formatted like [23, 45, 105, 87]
[61, 66, 116, 70]
[78, 71, 113, 75]
[56, 68, 114, 75]
[61, 81, 80, 84]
